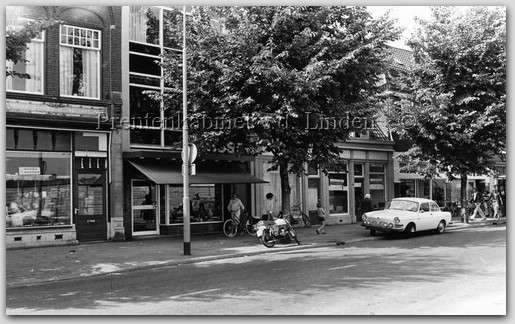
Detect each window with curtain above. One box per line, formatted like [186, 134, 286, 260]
[59, 25, 101, 99]
[6, 32, 44, 94]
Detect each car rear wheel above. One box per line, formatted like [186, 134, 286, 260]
[435, 220, 446, 234]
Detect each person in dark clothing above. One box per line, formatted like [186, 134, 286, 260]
[361, 194, 373, 221]
[499, 186, 506, 218]
[469, 187, 485, 221]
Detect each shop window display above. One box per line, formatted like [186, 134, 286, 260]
[329, 172, 349, 214]
[6, 152, 71, 228]
[168, 185, 222, 223]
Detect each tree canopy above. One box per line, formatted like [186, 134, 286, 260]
[386, 6, 506, 212]
[393, 6, 506, 176]
[162, 6, 400, 212]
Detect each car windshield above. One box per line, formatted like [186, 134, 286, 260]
[387, 200, 419, 212]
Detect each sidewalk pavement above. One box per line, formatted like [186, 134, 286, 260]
[5, 217, 506, 287]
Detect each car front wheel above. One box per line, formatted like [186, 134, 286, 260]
[402, 223, 415, 238]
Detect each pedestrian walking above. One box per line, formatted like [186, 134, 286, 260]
[491, 185, 502, 219]
[483, 189, 491, 217]
[261, 192, 274, 221]
[315, 202, 326, 235]
[469, 187, 485, 222]
[361, 194, 373, 220]
[499, 185, 506, 218]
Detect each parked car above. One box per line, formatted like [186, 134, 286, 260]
[361, 197, 452, 237]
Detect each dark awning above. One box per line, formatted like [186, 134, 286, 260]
[128, 160, 267, 185]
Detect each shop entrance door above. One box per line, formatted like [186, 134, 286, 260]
[131, 181, 158, 236]
[75, 171, 107, 242]
[354, 178, 365, 222]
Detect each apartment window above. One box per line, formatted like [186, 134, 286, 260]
[129, 6, 184, 147]
[59, 25, 101, 99]
[6, 31, 44, 94]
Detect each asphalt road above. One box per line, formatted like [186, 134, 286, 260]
[6, 224, 506, 315]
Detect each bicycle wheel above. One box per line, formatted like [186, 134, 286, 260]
[301, 212, 311, 228]
[223, 219, 237, 237]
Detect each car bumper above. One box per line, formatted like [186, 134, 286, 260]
[361, 223, 405, 233]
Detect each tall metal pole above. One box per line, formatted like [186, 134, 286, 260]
[182, 6, 191, 255]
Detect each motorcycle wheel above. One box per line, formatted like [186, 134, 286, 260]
[289, 230, 301, 245]
[260, 228, 275, 248]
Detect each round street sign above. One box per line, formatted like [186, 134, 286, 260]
[182, 143, 198, 164]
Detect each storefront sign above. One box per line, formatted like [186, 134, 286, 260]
[19, 167, 41, 175]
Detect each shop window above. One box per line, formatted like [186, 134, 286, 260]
[369, 164, 385, 173]
[59, 25, 101, 99]
[354, 163, 363, 177]
[369, 164, 386, 210]
[6, 29, 44, 94]
[6, 128, 71, 151]
[418, 179, 430, 199]
[167, 184, 223, 224]
[307, 178, 320, 212]
[6, 152, 72, 228]
[400, 180, 416, 197]
[328, 172, 348, 214]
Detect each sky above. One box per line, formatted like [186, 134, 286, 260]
[367, 6, 433, 50]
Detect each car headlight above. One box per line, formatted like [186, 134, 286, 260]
[394, 217, 400, 224]
[362, 215, 367, 222]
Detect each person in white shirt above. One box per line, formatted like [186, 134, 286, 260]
[227, 193, 245, 222]
[261, 192, 275, 221]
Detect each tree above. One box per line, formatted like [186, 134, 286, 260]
[162, 6, 400, 213]
[6, 7, 60, 79]
[388, 6, 506, 219]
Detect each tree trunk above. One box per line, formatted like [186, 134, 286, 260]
[279, 160, 291, 216]
[460, 174, 468, 223]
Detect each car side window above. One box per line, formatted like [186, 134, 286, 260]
[420, 203, 430, 212]
[430, 202, 440, 212]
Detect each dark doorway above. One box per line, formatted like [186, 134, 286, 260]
[74, 158, 107, 242]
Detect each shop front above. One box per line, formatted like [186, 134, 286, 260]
[123, 154, 267, 238]
[253, 142, 395, 225]
[5, 127, 110, 248]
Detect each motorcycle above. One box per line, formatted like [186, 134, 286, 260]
[256, 213, 300, 248]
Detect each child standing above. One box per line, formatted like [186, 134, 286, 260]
[316, 202, 326, 234]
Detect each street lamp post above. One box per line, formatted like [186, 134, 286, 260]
[181, 6, 191, 256]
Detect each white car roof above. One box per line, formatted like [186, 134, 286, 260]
[391, 197, 436, 203]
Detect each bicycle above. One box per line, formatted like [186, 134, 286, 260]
[284, 204, 311, 228]
[223, 211, 258, 237]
